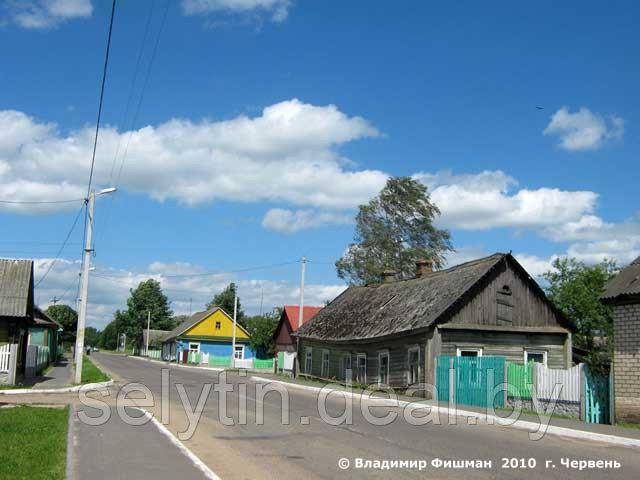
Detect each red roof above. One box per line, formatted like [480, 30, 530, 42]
[284, 305, 323, 332]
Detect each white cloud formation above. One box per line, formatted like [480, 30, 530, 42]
[0, 100, 384, 213]
[181, 0, 290, 23]
[262, 208, 353, 233]
[33, 258, 345, 330]
[4, 0, 92, 29]
[543, 107, 624, 151]
[414, 170, 598, 231]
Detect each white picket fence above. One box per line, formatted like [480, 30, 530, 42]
[535, 363, 582, 402]
[0, 344, 12, 373]
[233, 358, 253, 369]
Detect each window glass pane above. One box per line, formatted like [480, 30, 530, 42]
[527, 352, 545, 364]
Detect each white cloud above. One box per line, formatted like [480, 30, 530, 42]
[543, 107, 624, 151]
[262, 208, 353, 233]
[4, 0, 92, 29]
[513, 253, 558, 278]
[413, 170, 598, 231]
[33, 258, 345, 330]
[0, 100, 384, 213]
[181, 0, 291, 23]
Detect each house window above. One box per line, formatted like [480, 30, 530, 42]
[407, 346, 420, 385]
[215, 321, 221, 329]
[378, 351, 390, 385]
[343, 353, 352, 381]
[188, 343, 200, 353]
[234, 345, 244, 360]
[456, 347, 483, 357]
[524, 349, 547, 366]
[305, 348, 313, 373]
[356, 353, 367, 384]
[321, 350, 330, 377]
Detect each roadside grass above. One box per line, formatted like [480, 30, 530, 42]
[0, 405, 69, 480]
[616, 421, 640, 430]
[0, 384, 28, 390]
[81, 356, 109, 384]
[495, 406, 576, 420]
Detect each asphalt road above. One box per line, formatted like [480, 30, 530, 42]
[91, 353, 640, 480]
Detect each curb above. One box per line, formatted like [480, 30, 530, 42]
[250, 376, 640, 449]
[133, 407, 221, 480]
[0, 380, 114, 395]
[127, 354, 225, 372]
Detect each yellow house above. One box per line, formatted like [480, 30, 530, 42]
[161, 307, 253, 362]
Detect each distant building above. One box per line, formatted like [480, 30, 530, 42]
[161, 307, 255, 362]
[295, 253, 573, 392]
[273, 305, 323, 371]
[601, 256, 640, 423]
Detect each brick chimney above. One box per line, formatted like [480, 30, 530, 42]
[416, 259, 433, 278]
[381, 270, 396, 283]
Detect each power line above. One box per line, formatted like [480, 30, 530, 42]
[34, 204, 85, 288]
[85, 0, 117, 198]
[0, 198, 84, 205]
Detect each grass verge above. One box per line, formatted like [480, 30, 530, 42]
[81, 355, 109, 384]
[0, 405, 69, 480]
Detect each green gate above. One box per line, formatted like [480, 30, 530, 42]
[437, 356, 505, 408]
[507, 361, 534, 399]
[584, 366, 611, 424]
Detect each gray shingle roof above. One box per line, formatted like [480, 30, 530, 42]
[0, 259, 33, 318]
[601, 256, 640, 302]
[296, 253, 508, 341]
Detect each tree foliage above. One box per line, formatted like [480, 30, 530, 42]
[244, 309, 280, 359]
[543, 257, 617, 374]
[84, 327, 100, 348]
[336, 177, 453, 285]
[206, 283, 246, 326]
[45, 304, 77, 344]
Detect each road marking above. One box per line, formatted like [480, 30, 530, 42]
[132, 407, 221, 480]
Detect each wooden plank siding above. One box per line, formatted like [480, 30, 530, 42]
[439, 328, 568, 368]
[446, 260, 562, 329]
[299, 335, 427, 388]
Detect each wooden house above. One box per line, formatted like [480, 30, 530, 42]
[601, 256, 640, 422]
[295, 253, 573, 392]
[273, 305, 323, 353]
[162, 307, 255, 362]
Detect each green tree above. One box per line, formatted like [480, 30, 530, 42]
[84, 327, 100, 347]
[45, 304, 78, 344]
[172, 314, 190, 325]
[244, 309, 280, 359]
[543, 257, 617, 375]
[99, 319, 118, 350]
[126, 279, 175, 333]
[336, 177, 453, 285]
[206, 283, 246, 326]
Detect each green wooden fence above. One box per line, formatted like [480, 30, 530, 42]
[507, 361, 533, 399]
[436, 356, 505, 408]
[209, 356, 231, 367]
[253, 359, 274, 369]
[584, 366, 611, 424]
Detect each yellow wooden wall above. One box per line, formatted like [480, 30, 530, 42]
[185, 309, 249, 339]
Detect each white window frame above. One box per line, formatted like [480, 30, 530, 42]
[188, 342, 200, 353]
[407, 345, 420, 385]
[456, 347, 483, 357]
[356, 353, 367, 384]
[321, 349, 330, 377]
[234, 344, 245, 360]
[305, 347, 313, 373]
[378, 350, 390, 386]
[343, 353, 352, 380]
[524, 349, 547, 367]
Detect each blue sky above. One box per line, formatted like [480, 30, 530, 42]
[0, 0, 638, 328]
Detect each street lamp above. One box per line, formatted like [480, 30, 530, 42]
[73, 187, 117, 384]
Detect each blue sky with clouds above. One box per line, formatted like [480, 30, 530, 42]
[1, 0, 638, 328]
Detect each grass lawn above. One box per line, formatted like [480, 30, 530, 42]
[0, 406, 69, 480]
[81, 356, 109, 384]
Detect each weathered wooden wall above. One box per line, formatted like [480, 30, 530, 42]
[439, 328, 569, 368]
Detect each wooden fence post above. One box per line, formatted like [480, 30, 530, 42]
[449, 357, 455, 405]
[503, 362, 509, 407]
[8, 344, 18, 385]
[579, 363, 586, 422]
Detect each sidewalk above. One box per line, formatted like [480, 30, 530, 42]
[69, 405, 216, 479]
[18, 355, 74, 389]
[250, 372, 640, 442]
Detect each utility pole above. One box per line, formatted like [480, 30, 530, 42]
[231, 290, 238, 368]
[259, 286, 264, 316]
[145, 310, 151, 356]
[51, 296, 58, 305]
[298, 256, 306, 330]
[73, 187, 116, 384]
